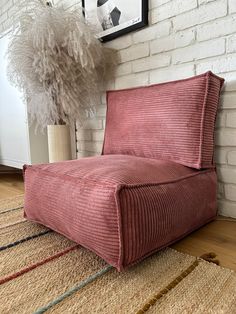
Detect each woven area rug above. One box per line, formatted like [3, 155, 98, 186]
[1, 195, 236, 314]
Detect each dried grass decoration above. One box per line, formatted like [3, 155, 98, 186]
[7, 0, 116, 130]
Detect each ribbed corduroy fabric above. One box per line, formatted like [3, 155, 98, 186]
[24, 72, 224, 270]
[24, 155, 217, 270]
[103, 71, 224, 169]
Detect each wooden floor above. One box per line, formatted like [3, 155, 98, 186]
[1, 172, 236, 271]
[0, 173, 24, 199]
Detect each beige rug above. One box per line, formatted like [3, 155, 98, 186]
[0, 195, 236, 314]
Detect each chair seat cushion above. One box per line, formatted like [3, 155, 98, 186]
[24, 155, 217, 270]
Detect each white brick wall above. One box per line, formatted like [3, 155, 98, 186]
[197, 15, 236, 42]
[225, 184, 236, 201]
[227, 34, 236, 53]
[228, 151, 236, 165]
[151, 0, 197, 23]
[173, 0, 227, 31]
[119, 42, 149, 63]
[229, 0, 236, 13]
[1, 0, 236, 218]
[172, 38, 225, 64]
[150, 29, 195, 54]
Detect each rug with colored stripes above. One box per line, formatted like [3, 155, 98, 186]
[1, 195, 236, 314]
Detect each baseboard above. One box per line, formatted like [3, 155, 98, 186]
[0, 165, 22, 174]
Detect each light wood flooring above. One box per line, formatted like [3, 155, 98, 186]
[0, 173, 24, 199]
[0, 172, 236, 271]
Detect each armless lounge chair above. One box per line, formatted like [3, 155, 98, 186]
[24, 71, 224, 271]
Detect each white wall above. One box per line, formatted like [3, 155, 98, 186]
[1, 0, 236, 218]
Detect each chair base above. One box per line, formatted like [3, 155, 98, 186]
[24, 155, 217, 270]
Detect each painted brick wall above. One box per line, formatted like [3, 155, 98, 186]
[1, 0, 236, 218]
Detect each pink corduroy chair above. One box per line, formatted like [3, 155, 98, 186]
[24, 71, 224, 271]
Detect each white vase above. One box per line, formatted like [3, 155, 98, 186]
[47, 125, 72, 163]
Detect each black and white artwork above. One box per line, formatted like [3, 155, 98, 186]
[82, 0, 148, 42]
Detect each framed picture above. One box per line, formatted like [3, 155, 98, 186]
[82, 0, 148, 42]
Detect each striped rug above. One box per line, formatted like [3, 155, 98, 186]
[1, 195, 236, 314]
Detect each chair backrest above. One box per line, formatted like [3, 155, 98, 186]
[102, 71, 224, 169]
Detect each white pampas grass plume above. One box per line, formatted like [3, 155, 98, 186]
[7, 0, 116, 130]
